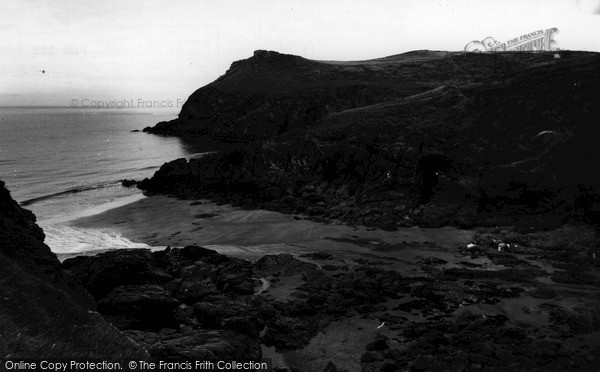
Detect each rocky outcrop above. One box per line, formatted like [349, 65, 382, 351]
[1, 180, 63, 278]
[62, 246, 264, 361]
[254, 254, 319, 277]
[128, 329, 262, 362]
[98, 284, 180, 330]
[0, 180, 146, 358]
[143, 50, 420, 141]
[62, 249, 173, 299]
[60, 245, 406, 359]
[60, 235, 600, 370]
[143, 50, 539, 142]
[0, 180, 95, 309]
[140, 51, 600, 229]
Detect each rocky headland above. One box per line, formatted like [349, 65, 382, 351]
[140, 50, 600, 231]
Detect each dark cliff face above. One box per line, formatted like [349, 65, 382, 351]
[0, 180, 62, 277]
[0, 179, 94, 330]
[140, 51, 600, 229]
[0, 180, 97, 305]
[0, 180, 146, 358]
[145, 50, 564, 141]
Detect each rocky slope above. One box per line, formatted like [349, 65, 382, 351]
[0, 180, 145, 358]
[140, 50, 600, 230]
[62, 246, 264, 362]
[60, 229, 600, 371]
[144, 50, 563, 141]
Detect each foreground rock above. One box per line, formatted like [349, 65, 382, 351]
[0, 180, 146, 358]
[62, 230, 600, 370]
[98, 284, 180, 330]
[63, 246, 263, 361]
[128, 329, 262, 362]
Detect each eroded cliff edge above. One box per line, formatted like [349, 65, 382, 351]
[141, 50, 600, 230]
[0, 180, 145, 358]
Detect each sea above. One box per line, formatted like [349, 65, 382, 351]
[0, 107, 212, 254]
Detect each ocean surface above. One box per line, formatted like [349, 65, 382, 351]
[0, 107, 210, 253]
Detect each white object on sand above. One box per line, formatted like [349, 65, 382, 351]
[498, 242, 509, 251]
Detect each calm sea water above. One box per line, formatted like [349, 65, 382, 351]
[0, 107, 206, 253]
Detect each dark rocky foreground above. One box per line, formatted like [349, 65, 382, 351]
[140, 50, 600, 232]
[2, 175, 600, 370]
[59, 227, 600, 371]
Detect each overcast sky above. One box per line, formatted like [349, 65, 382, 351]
[1, 0, 600, 107]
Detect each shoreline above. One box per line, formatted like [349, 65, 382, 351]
[38, 193, 154, 256]
[69, 194, 476, 261]
[39, 192, 148, 225]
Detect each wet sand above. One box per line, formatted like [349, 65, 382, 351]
[70, 195, 476, 262]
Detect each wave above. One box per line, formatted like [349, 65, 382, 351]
[186, 151, 215, 159]
[20, 181, 124, 206]
[41, 224, 152, 253]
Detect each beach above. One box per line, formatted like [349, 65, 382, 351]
[70, 194, 476, 262]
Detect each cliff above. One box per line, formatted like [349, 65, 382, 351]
[140, 50, 600, 229]
[144, 50, 555, 141]
[0, 180, 145, 358]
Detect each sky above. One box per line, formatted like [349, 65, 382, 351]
[1, 0, 600, 107]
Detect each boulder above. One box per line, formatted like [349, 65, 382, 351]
[174, 277, 219, 304]
[323, 361, 338, 372]
[365, 338, 389, 351]
[254, 254, 318, 277]
[62, 249, 172, 300]
[128, 329, 262, 361]
[179, 245, 226, 264]
[221, 316, 264, 337]
[97, 284, 180, 330]
[193, 298, 252, 329]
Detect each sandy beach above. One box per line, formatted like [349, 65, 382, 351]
[70, 194, 476, 263]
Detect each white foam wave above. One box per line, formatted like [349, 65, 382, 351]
[39, 193, 146, 225]
[41, 224, 151, 253]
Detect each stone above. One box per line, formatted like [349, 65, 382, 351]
[322, 361, 337, 372]
[221, 316, 264, 337]
[411, 355, 430, 371]
[254, 254, 318, 277]
[365, 339, 389, 351]
[145, 329, 262, 361]
[62, 249, 172, 300]
[97, 284, 180, 330]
